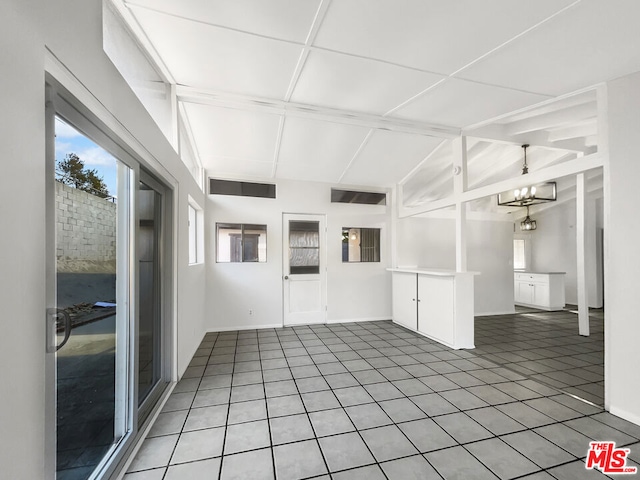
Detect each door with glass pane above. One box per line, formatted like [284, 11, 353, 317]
[137, 172, 168, 424]
[46, 115, 132, 480]
[283, 214, 327, 326]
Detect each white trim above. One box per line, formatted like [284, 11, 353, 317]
[474, 310, 517, 317]
[207, 324, 283, 333]
[327, 317, 391, 324]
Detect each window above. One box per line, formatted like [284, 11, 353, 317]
[514, 239, 526, 270]
[289, 221, 320, 274]
[210, 178, 276, 198]
[331, 188, 386, 205]
[342, 228, 381, 262]
[217, 223, 267, 262]
[188, 201, 203, 265]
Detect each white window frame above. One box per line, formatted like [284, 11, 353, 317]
[188, 197, 204, 265]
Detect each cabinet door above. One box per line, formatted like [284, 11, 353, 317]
[533, 283, 550, 307]
[418, 276, 454, 344]
[515, 281, 534, 304]
[392, 273, 417, 330]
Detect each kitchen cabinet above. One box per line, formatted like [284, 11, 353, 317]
[388, 268, 477, 349]
[514, 272, 565, 311]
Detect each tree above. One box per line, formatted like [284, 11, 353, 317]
[57, 153, 109, 198]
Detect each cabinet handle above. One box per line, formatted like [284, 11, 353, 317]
[412, 298, 416, 302]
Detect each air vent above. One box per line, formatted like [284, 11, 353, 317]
[210, 179, 276, 199]
[331, 188, 386, 205]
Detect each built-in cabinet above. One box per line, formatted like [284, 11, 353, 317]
[389, 268, 476, 349]
[514, 272, 566, 311]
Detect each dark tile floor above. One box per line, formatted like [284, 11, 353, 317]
[126, 315, 638, 480]
[474, 306, 605, 406]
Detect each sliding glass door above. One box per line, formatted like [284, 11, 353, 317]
[45, 83, 171, 480]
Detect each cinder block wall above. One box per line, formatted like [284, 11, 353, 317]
[55, 182, 116, 273]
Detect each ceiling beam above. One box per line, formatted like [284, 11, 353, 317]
[504, 102, 596, 136]
[176, 85, 460, 139]
[399, 152, 604, 218]
[547, 119, 598, 142]
[464, 124, 594, 154]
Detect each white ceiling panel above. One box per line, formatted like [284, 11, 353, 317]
[184, 103, 281, 166]
[276, 117, 370, 182]
[132, 8, 302, 99]
[341, 130, 443, 186]
[458, 0, 640, 96]
[393, 78, 549, 128]
[126, 0, 321, 43]
[290, 49, 444, 115]
[207, 159, 274, 179]
[314, 0, 576, 75]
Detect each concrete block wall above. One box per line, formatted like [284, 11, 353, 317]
[55, 182, 116, 273]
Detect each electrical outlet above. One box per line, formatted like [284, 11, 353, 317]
[249, 309, 253, 316]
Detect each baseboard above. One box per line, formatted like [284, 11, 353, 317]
[206, 318, 391, 332]
[327, 316, 391, 324]
[475, 310, 517, 317]
[207, 323, 283, 333]
[609, 405, 640, 427]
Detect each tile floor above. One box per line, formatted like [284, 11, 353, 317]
[474, 307, 605, 406]
[126, 317, 638, 480]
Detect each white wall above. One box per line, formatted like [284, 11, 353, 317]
[206, 179, 392, 330]
[605, 72, 640, 425]
[526, 197, 603, 308]
[396, 216, 515, 316]
[0, 1, 206, 477]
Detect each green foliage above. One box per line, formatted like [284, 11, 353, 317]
[57, 153, 109, 198]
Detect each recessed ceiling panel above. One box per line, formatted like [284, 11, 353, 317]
[458, 0, 640, 96]
[206, 159, 274, 179]
[126, 0, 321, 43]
[132, 8, 302, 99]
[290, 49, 444, 115]
[184, 103, 281, 168]
[393, 78, 550, 128]
[341, 130, 443, 186]
[276, 116, 370, 183]
[314, 0, 575, 74]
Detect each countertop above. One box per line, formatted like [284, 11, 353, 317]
[387, 267, 480, 276]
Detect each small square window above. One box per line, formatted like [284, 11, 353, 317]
[217, 223, 267, 263]
[342, 228, 380, 262]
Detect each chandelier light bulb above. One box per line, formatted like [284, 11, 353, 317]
[531, 186, 536, 196]
[522, 187, 528, 196]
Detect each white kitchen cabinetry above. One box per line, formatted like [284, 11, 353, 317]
[514, 272, 565, 311]
[389, 268, 476, 349]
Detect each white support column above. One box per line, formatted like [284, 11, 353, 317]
[391, 185, 399, 268]
[576, 172, 589, 336]
[453, 136, 468, 272]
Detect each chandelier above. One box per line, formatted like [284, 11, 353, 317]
[497, 144, 557, 207]
[520, 206, 537, 231]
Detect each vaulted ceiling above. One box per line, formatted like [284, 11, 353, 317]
[109, 0, 640, 204]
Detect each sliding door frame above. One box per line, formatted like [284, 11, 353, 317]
[44, 73, 175, 480]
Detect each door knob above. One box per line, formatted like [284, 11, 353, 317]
[284, 275, 289, 280]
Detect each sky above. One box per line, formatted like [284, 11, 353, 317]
[55, 117, 118, 197]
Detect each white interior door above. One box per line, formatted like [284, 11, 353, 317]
[283, 214, 327, 326]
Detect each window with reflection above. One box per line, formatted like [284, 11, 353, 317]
[342, 228, 380, 262]
[216, 223, 267, 262]
[289, 221, 320, 274]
